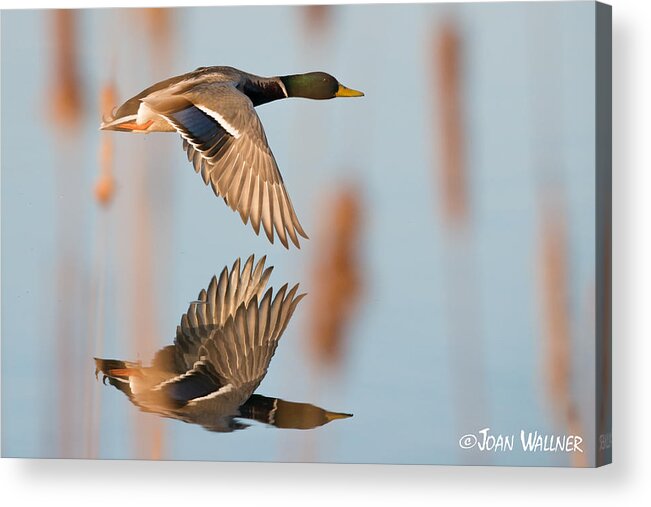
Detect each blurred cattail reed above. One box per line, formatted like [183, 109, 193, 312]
[539, 206, 570, 411]
[538, 200, 587, 467]
[132, 205, 165, 460]
[434, 23, 467, 227]
[139, 8, 173, 65]
[302, 5, 332, 37]
[120, 7, 176, 460]
[432, 22, 488, 463]
[84, 82, 118, 458]
[95, 84, 117, 207]
[50, 10, 83, 127]
[308, 184, 363, 370]
[46, 9, 88, 458]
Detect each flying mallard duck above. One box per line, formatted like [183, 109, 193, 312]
[94, 255, 352, 432]
[100, 67, 364, 249]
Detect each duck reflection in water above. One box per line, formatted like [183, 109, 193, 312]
[94, 255, 352, 432]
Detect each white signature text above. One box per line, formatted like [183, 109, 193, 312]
[459, 427, 583, 453]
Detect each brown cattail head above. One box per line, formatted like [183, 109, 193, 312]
[309, 184, 363, 368]
[94, 166, 116, 207]
[139, 8, 172, 64]
[50, 10, 83, 127]
[303, 5, 332, 36]
[538, 198, 587, 466]
[95, 84, 117, 207]
[434, 23, 468, 226]
[540, 206, 571, 405]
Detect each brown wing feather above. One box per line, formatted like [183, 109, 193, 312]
[145, 83, 308, 249]
[174, 255, 273, 371]
[198, 284, 305, 391]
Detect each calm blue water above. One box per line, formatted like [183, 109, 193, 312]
[2, 2, 597, 465]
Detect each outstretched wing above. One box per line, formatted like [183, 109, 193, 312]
[144, 83, 308, 249]
[194, 283, 305, 400]
[174, 255, 273, 371]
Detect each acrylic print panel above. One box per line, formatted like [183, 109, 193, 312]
[0, 1, 611, 466]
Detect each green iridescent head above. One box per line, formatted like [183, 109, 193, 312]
[279, 72, 364, 100]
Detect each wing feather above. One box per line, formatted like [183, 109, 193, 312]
[174, 255, 272, 370]
[145, 84, 308, 249]
[198, 283, 304, 390]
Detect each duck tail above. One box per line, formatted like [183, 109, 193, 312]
[94, 357, 141, 398]
[99, 92, 143, 131]
[99, 112, 144, 132]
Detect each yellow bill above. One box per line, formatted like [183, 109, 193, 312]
[336, 84, 365, 97]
